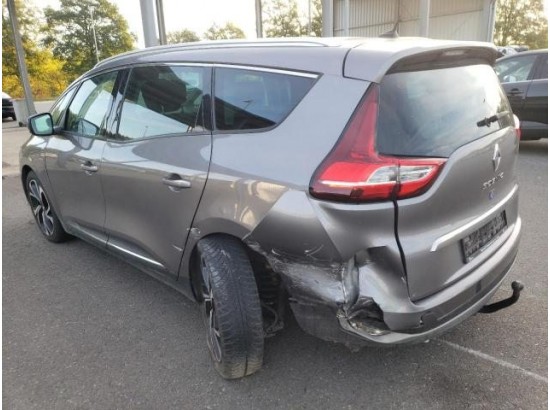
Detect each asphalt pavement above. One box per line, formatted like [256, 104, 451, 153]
[2, 125, 548, 409]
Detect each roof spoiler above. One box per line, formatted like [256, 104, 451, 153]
[386, 47, 499, 74]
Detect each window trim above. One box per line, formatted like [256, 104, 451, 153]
[109, 64, 213, 144]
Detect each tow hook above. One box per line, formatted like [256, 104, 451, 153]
[478, 281, 524, 314]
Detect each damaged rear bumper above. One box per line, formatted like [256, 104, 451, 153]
[268, 217, 522, 347]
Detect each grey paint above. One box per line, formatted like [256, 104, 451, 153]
[397, 128, 519, 301]
[101, 134, 211, 276]
[344, 38, 498, 83]
[20, 38, 521, 347]
[44, 134, 108, 243]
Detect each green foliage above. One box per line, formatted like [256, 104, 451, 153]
[263, 0, 322, 38]
[264, 0, 302, 37]
[43, 0, 135, 80]
[2, 0, 68, 98]
[494, 0, 548, 49]
[167, 29, 200, 44]
[203, 22, 245, 40]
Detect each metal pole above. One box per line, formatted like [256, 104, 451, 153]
[140, 0, 159, 47]
[419, 0, 430, 37]
[343, 0, 350, 36]
[155, 0, 166, 45]
[487, 0, 497, 42]
[321, 0, 333, 37]
[308, 0, 312, 35]
[90, 7, 100, 63]
[6, 0, 35, 116]
[255, 0, 263, 38]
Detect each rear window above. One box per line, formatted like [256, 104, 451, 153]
[376, 64, 512, 158]
[214, 68, 315, 131]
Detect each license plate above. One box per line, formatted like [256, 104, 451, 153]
[461, 211, 507, 263]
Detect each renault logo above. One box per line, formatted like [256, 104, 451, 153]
[492, 144, 502, 172]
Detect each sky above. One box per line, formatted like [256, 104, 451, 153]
[38, 0, 313, 48]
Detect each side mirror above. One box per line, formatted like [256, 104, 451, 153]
[28, 113, 54, 136]
[502, 75, 517, 84]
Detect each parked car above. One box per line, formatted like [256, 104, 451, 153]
[496, 46, 518, 57]
[2, 92, 16, 121]
[495, 49, 548, 140]
[21, 38, 523, 379]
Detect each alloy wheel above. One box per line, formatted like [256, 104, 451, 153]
[27, 179, 55, 236]
[201, 258, 223, 363]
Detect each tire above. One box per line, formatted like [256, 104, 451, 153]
[197, 236, 264, 379]
[25, 171, 70, 243]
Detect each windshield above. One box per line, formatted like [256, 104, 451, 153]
[376, 64, 512, 158]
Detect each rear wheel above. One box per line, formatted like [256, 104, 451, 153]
[197, 236, 264, 379]
[25, 171, 70, 243]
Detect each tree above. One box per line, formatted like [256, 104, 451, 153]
[203, 22, 245, 40]
[43, 0, 135, 80]
[2, 0, 68, 98]
[264, 0, 302, 37]
[494, 0, 548, 49]
[167, 29, 200, 44]
[263, 0, 322, 38]
[308, 0, 322, 37]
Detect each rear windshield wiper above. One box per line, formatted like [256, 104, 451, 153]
[477, 112, 506, 128]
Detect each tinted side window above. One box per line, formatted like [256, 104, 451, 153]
[214, 68, 315, 130]
[117, 65, 208, 141]
[495, 55, 538, 83]
[534, 55, 548, 80]
[65, 71, 118, 137]
[50, 87, 77, 126]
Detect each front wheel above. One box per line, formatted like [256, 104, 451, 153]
[25, 171, 70, 243]
[197, 236, 264, 379]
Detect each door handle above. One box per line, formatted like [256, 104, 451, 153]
[81, 162, 98, 173]
[508, 88, 523, 96]
[162, 175, 191, 189]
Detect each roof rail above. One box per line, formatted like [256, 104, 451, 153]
[94, 39, 328, 69]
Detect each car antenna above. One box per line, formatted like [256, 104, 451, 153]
[379, 21, 399, 38]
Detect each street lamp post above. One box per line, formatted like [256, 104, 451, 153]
[90, 7, 100, 64]
[6, 0, 36, 117]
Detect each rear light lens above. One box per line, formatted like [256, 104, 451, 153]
[310, 85, 446, 203]
[513, 114, 521, 139]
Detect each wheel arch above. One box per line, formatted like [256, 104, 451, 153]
[187, 230, 283, 311]
[21, 164, 33, 192]
[188, 232, 248, 303]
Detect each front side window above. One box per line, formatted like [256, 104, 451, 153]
[214, 67, 315, 131]
[50, 86, 77, 126]
[65, 71, 118, 137]
[117, 65, 208, 141]
[495, 55, 538, 83]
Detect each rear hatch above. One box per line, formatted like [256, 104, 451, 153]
[310, 45, 520, 302]
[376, 54, 519, 301]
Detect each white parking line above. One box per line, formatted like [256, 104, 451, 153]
[439, 339, 548, 384]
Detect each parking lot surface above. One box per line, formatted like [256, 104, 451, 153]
[3, 126, 547, 408]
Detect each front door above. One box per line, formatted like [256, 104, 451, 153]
[45, 70, 120, 244]
[100, 64, 212, 276]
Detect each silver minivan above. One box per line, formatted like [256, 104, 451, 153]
[21, 38, 523, 379]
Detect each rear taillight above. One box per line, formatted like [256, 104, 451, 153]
[310, 85, 446, 203]
[513, 114, 521, 139]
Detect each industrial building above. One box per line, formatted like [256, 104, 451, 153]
[321, 0, 497, 42]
